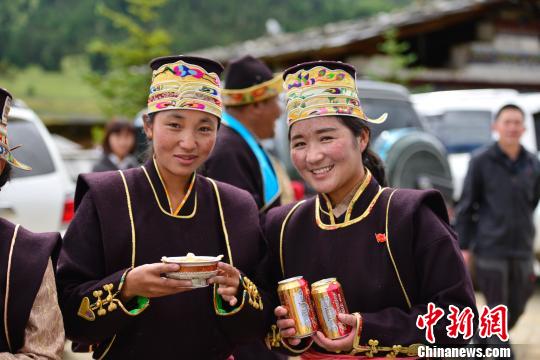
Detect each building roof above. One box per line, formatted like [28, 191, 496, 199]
[190, 0, 506, 65]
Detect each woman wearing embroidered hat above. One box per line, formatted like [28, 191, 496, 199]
[56, 56, 270, 359]
[262, 61, 477, 358]
[0, 88, 64, 358]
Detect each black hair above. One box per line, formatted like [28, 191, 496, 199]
[142, 112, 157, 162]
[102, 118, 136, 155]
[495, 104, 524, 121]
[337, 116, 388, 186]
[0, 163, 12, 190]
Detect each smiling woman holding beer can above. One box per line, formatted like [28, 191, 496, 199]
[262, 61, 477, 358]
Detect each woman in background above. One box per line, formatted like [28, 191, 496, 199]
[92, 119, 138, 172]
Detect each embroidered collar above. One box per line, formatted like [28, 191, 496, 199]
[328, 176, 364, 218]
[140, 158, 197, 218]
[316, 170, 385, 230]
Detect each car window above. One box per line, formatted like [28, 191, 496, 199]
[7, 117, 55, 178]
[424, 110, 492, 153]
[361, 99, 423, 140]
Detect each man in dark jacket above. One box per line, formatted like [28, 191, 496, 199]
[456, 104, 540, 348]
[203, 55, 283, 212]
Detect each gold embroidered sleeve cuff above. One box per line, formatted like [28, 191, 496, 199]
[77, 269, 149, 321]
[213, 275, 263, 316]
[349, 338, 422, 357]
[349, 312, 363, 354]
[265, 324, 282, 349]
[280, 337, 314, 354]
[265, 324, 313, 354]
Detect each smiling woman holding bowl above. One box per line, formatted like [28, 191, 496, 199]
[56, 55, 269, 359]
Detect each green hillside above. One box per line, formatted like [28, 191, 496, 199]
[0, 0, 413, 119]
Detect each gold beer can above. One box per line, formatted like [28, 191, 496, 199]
[277, 276, 318, 338]
[311, 278, 351, 339]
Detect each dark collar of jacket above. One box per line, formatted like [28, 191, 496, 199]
[488, 142, 530, 172]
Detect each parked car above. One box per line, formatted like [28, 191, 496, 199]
[0, 99, 75, 232]
[270, 79, 455, 204]
[412, 90, 540, 266]
[51, 134, 101, 181]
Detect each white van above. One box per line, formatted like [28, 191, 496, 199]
[0, 100, 75, 232]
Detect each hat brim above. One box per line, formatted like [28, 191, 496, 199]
[0, 144, 31, 171]
[222, 74, 283, 106]
[288, 110, 388, 127]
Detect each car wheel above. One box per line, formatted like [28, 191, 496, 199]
[374, 129, 454, 204]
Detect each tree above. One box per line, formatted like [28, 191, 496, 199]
[86, 0, 171, 118]
[366, 28, 420, 86]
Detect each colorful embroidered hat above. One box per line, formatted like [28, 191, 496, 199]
[0, 88, 31, 171]
[222, 55, 282, 106]
[148, 55, 224, 119]
[282, 61, 387, 127]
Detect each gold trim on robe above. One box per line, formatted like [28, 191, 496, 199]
[315, 170, 385, 230]
[141, 163, 198, 219]
[3, 224, 20, 352]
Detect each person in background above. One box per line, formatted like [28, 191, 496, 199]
[263, 61, 476, 358]
[92, 119, 139, 172]
[0, 88, 64, 359]
[456, 104, 540, 352]
[203, 55, 284, 212]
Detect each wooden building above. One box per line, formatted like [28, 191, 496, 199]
[191, 0, 540, 90]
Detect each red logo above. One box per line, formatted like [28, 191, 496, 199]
[416, 302, 445, 343]
[478, 305, 509, 342]
[416, 304, 508, 343]
[446, 305, 475, 340]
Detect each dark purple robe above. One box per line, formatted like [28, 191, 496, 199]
[203, 125, 281, 211]
[263, 177, 477, 356]
[0, 218, 61, 353]
[56, 159, 269, 359]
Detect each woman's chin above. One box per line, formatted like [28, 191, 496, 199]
[167, 163, 199, 178]
[307, 178, 336, 195]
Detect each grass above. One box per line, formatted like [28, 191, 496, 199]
[0, 59, 104, 124]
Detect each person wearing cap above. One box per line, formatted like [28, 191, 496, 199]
[261, 62, 477, 358]
[0, 88, 64, 359]
[203, 55, 283, 212]
[56, 56, 271, 359]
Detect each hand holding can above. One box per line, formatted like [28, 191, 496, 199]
[277, 276, 319, 338]
[312, 313, 360, 353]
[311, 278, 352, 339]
[274, 305, 301, 346]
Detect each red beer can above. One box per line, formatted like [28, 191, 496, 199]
[311, 278, 351, 339]
[277, 276, 318, 338]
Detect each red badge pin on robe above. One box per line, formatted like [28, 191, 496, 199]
[375, 233, 386, 243]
